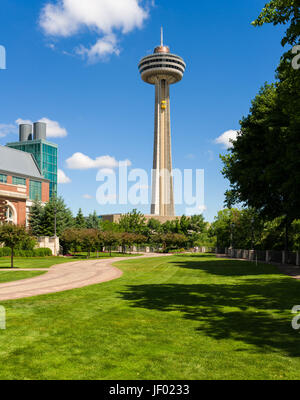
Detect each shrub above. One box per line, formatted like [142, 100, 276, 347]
[0, 247, 53, 257]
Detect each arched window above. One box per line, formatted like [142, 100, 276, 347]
[4, 203, 17, 224]
[6, 207, 14, 224]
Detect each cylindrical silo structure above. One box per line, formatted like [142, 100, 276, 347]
[33, 122, 46, 140]
[19, 124, 32, 142]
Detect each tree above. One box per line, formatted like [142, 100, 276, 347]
[252, 0, 300, 46]
[80, 229, 98, 258]
[29, 196, 74, 237]
[0, 224, 30, 268]
[86, 211, 100, 229]
[119, 209, 147, 234]
[75, 208, 86, 229]
[150, 233, 187, 252]
[101, 231, 119, 256]
[28, 201, 44, 236]
[147, 218, 162, 234]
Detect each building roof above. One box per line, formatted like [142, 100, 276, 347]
[0, 145, 46, 180]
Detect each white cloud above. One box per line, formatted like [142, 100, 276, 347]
[0, 124, 17, 138]
[215, 130, 239, 149]
[83, 194, 93, 199]
[16, 118, 67, 138]
[38, 118, 67, 138]
[66, 152, 131, 170]
[58, 169, 71, 184]
[76, 34, 120, 62]
[15, 119, 32, 126]
[39, 0, 149, 61]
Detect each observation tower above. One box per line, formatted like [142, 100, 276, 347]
[138, 28, 186, 216]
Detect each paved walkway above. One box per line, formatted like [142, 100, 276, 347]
[0, 253, 167, 301]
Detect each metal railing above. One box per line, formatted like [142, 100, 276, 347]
[223, 248, 300, 266]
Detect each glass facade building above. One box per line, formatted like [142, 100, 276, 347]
[6, 139, 58, 197]
[12, 176, 26, 186]
[0, 174, 7, 183]
[29, 180, 42, 201]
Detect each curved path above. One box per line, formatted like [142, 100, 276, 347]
[0, 253, 168, 301]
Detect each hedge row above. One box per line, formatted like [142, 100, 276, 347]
[0, 248, 53, 257]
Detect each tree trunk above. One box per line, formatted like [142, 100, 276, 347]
[11, 247, 14, 269]
[285, 216, 289, 252]
[110, 246, 112, 257]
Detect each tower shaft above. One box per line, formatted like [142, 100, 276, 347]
[151, 78, 174, 216]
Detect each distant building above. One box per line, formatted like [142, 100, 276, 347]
[0, 145, 49, 225]
[99, 213, 179, 224]
[6, 122, 58, 197]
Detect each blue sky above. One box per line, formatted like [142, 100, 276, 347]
[0, 0, 287, 221]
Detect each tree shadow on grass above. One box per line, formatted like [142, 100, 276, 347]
[118, 279, 300, 357]
[170, 258, 279, 277]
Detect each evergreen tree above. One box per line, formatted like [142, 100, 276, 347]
[86, 211, 100, 229]
[29, 201, 44, 236]
[41, 197, 74, 237]
[75, 208, 86, 229]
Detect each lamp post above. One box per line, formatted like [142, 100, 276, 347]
[54, 206, 57, 256]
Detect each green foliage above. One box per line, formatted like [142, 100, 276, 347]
[119, 209, 147, 234]
[221, 0, 300, 251]
[0, 224, 32, 267]
[29, 196, 74, 237]
[29, 201, 44, 236]
[86, 211, 100, 229]
[75, 208, 86, 229]
[0, 247, 52, 257]
[252, 0, 300, 46]
[210, 208, 263, 250]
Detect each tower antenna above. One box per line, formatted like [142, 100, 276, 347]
[161, 26, 163, 47]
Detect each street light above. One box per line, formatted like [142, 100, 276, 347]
[54, 206, 57, 256]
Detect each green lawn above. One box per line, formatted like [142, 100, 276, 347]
[0, 271, 46, 283]
[0, 254, 300, 379]
[0, 252, 138, 269]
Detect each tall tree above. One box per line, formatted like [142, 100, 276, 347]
[75, 208, 86, 229]
[28, 201, 44, 236]
[41, 197, 74, 237]
[86, 211, 100, 229]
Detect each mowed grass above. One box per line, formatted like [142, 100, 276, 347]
[0, 253, 138, 269]
[0, 254, 300, 380]
[0, 271, 46, 283]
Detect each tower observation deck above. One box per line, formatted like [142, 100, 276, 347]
[138, 28, 186, 216]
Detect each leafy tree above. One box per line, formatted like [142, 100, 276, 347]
[99, 220, 120, 232]
[119, 209, 147, 234]
[101, 231, 119, 256]
[0, 224, 31, 268]
[80, 229, 98, 258]
[60, 228, 82, 254]
[147, 218, 162, 234]
[75, 208, 86, 229]
[252, 0, 300, 46]
[119, 232, 135, 253]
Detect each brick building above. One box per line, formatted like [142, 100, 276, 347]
[0, 145, 50, 226]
